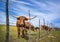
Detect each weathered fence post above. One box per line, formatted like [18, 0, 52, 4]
[28, 10, 31, 42]
[36, 18, 40, 42]
[37, 18, 40, 42]
[5, 0, 9, 42]
[43, 18, 45, 26]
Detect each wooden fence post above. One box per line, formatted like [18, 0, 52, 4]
[37, 18, 40, 42]
[5, 0, 9, 42]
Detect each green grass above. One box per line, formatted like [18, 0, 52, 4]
[40, 30, 60, 42]
[0, 25, 26, 42]
[0, 25, 38, 42]
[0, 25, 60, 42]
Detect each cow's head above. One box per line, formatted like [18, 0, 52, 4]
[16, 16, 28, 26]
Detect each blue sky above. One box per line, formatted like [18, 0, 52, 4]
[0, 0, 60, 28]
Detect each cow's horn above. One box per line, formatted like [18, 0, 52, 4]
[11, 14, 19, 18]
[28, 16, 36, 20]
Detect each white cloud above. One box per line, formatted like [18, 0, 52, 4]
[0, 11, 16, 25]
[10, 0, 33, 6]
[0, 11, 6, 24]
[30, 0, 60, 13]
[30, 0, 47, 8]
[54, 23, 60, 28]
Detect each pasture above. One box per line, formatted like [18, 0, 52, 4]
[0, 25, 60, 42]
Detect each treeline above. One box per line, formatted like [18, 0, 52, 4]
[54, 27, 60, 31]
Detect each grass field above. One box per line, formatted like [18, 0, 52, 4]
[0, 25, 60, 42]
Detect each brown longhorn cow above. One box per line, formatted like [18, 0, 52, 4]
[41, 25, 49, 31]
[12, 15, 36, 38]
[41, 25, 53, 32]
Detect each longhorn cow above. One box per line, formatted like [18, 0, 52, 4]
[41, 25, 53, 32]
[12, 15, 36, 38]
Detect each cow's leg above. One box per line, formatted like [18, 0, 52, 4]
[21, 27, 25, 38]
[24, 28, 27, 36]
[20, 27, 24, 38]
[17, 27, 20, 38]
[23, 28, 28, 38]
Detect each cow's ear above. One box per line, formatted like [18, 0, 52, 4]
[17, 17, 20, 20]
[25, 17, 28, 20]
